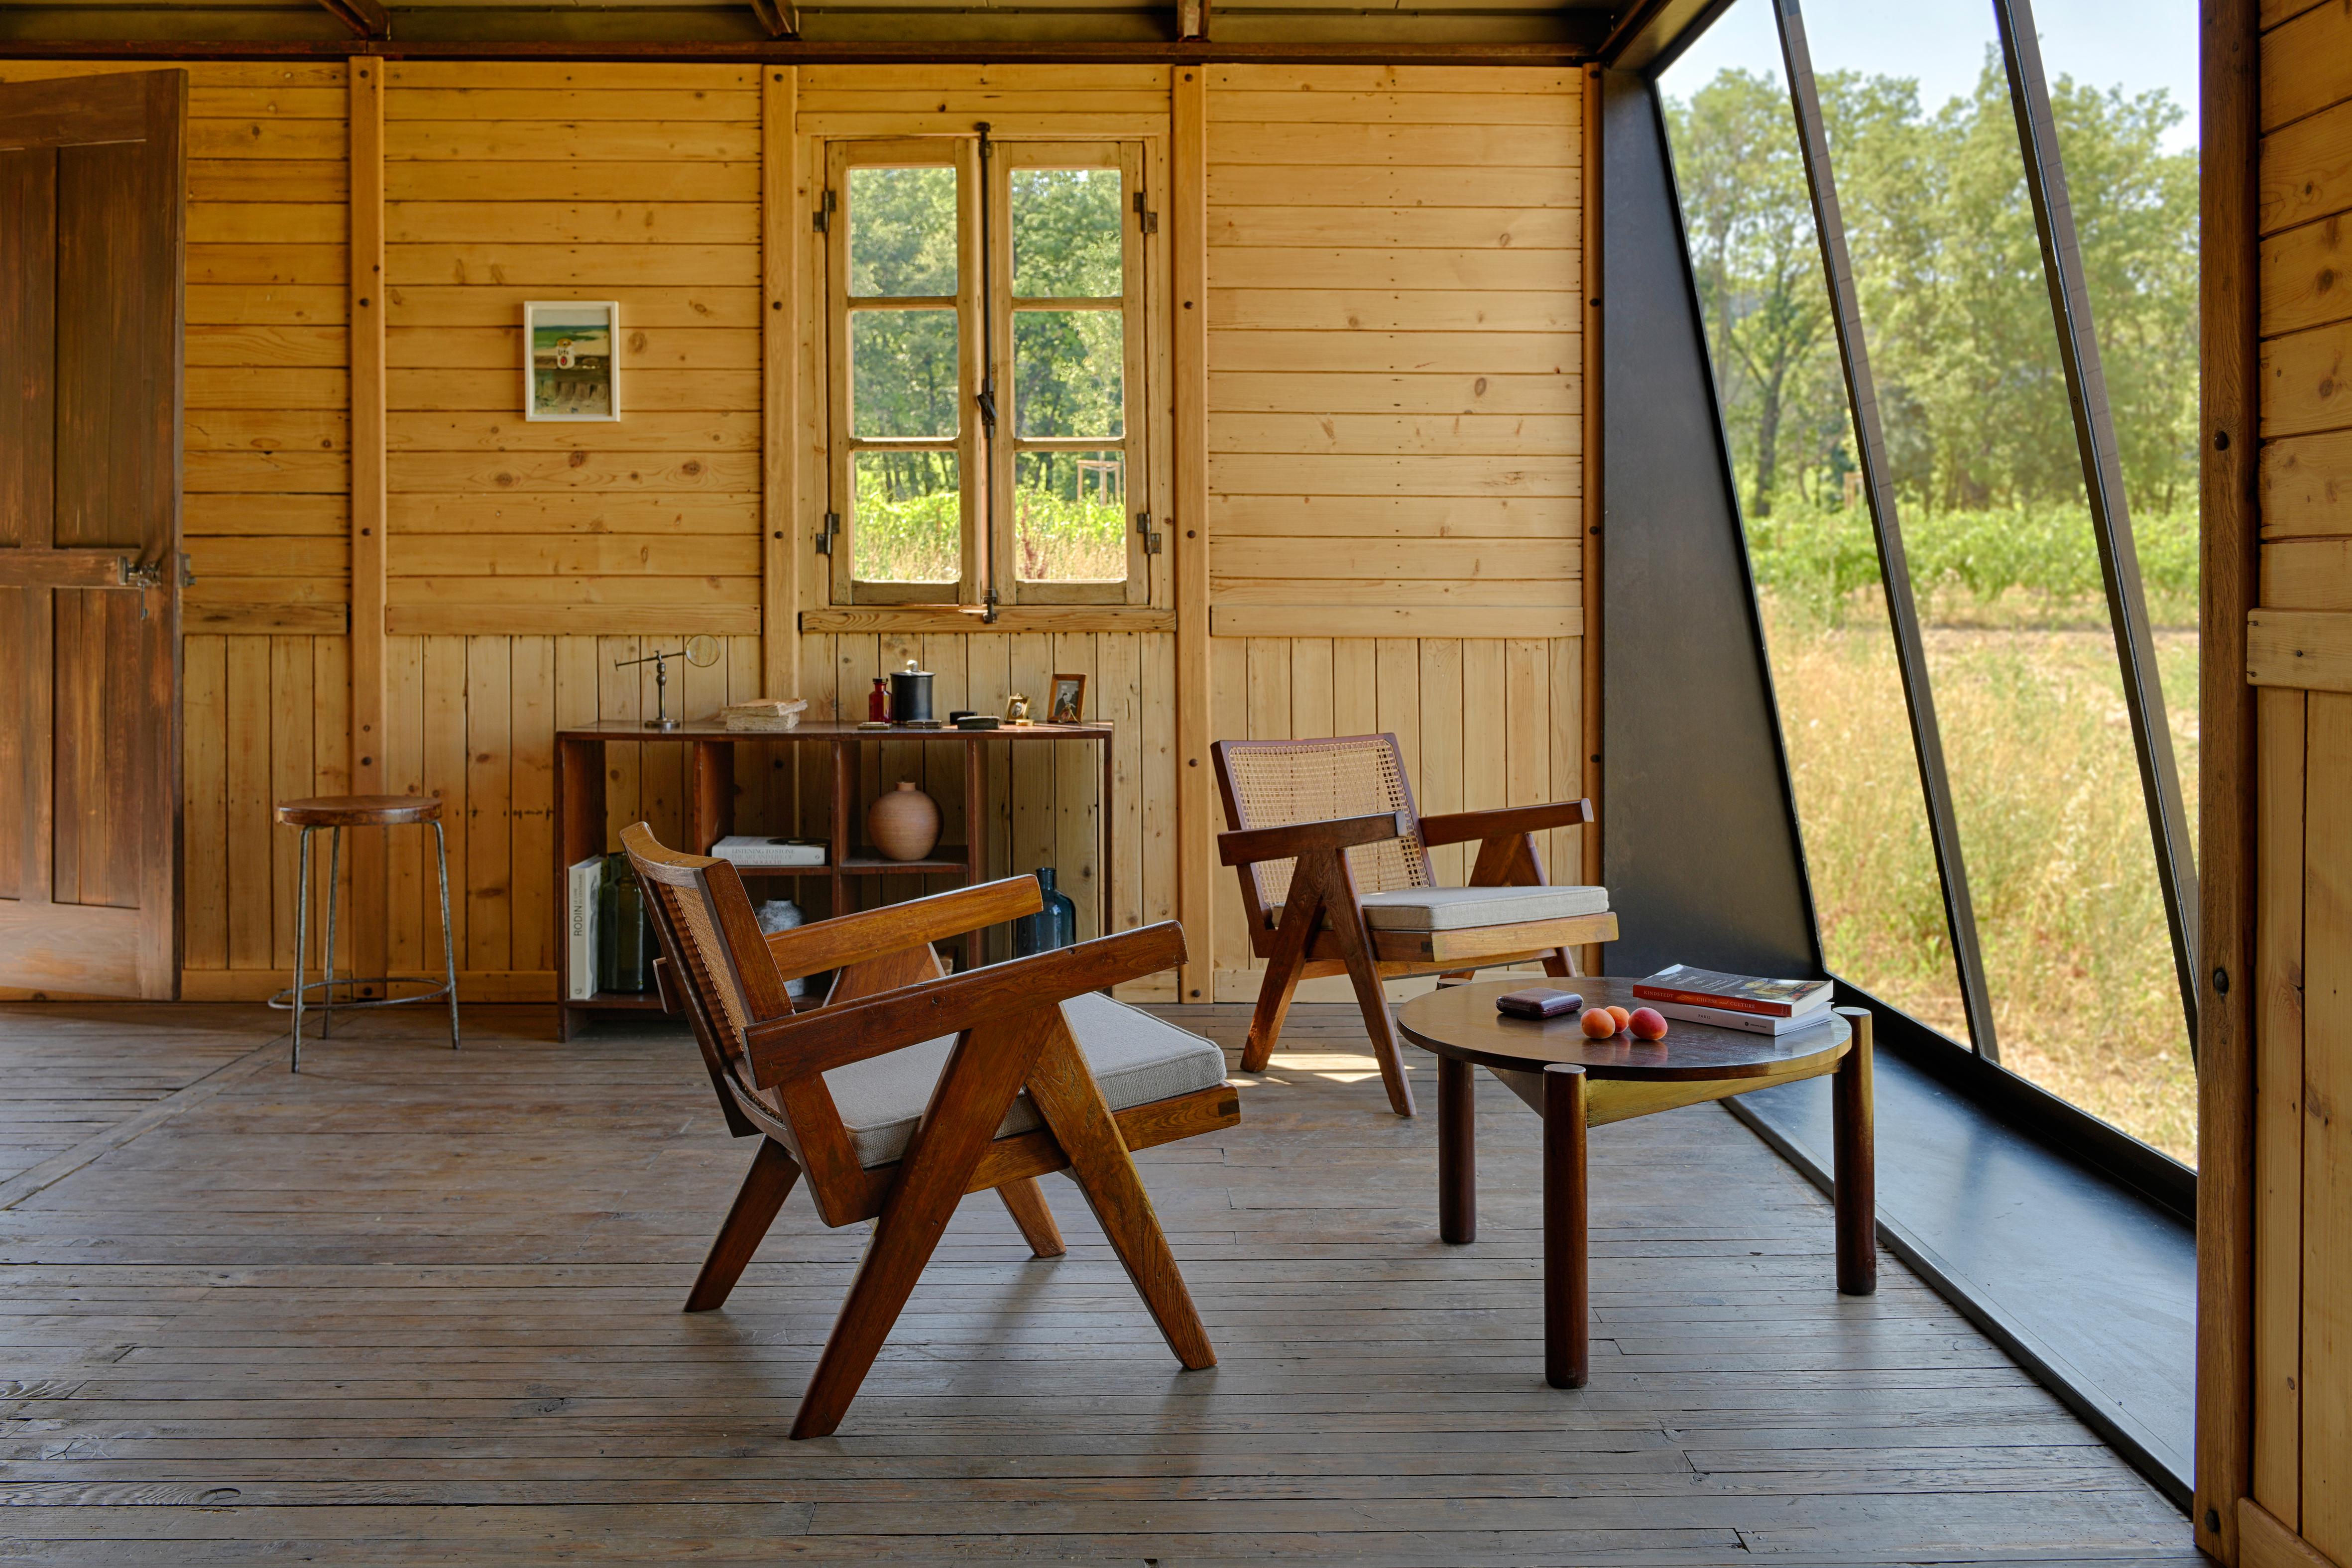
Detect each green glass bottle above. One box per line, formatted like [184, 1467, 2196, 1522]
[598, 851, 653, 994]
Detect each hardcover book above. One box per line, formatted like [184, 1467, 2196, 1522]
[1632, 964, 1832, 1018]
[1652, 999, 1836, 1036]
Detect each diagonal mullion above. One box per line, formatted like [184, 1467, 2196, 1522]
[1769, 0, 2003, 1063]
[1991, 0, 2202, 1049]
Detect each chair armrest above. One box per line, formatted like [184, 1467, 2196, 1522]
[763, 875, 1045, 983]
[741, 920, 1189, 1088]
[1416, 799, 1594, 847]
[1217, 810, 1408, 868]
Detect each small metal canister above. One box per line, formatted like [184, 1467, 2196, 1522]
[889, 658, 935, 724]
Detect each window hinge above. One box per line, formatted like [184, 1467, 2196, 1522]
[1136, 511, 1164, 555]
[816, 511, 839, 555]
[1134, 191, 1158, 235]
[981, 587, 1000, 624]
[814, 189, 836, 233]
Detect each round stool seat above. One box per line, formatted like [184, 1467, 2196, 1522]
[274, 794, 442, 829]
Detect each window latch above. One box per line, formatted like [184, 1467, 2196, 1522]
[816, 511, 839, 555]
[814, 189, 835, 233]
[1133, 191, 1158, 235]
[1135, 511, 1163, 555]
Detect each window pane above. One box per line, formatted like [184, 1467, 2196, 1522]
[1659, 15, 1970, 1051]
[854, 449, 959, 583]
[1014, 450, 1125, 582]
[1013, 311, 1123, 440]
[1012, 167, 1123, 298]
[851, 310, 959, 439]
[848, 165, 957, 298]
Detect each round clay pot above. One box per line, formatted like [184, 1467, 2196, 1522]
[867, 780, 941, 861]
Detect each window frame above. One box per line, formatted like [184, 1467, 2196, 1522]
[819, 132, 1163, 611]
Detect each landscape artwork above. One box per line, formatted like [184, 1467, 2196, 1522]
[524, 301, 619, 421]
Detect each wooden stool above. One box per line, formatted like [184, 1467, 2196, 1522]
[269, 796, 459, 1073]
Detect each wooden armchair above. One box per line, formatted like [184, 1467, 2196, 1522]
[1213, 734, 1619, 1117]
[621, 823, 1239, 1439]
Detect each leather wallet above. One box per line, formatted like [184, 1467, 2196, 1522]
[1496, 987, 1583, 1019]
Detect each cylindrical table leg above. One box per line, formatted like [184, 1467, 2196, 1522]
[434, 820, 461, 1050]
[1438, 1053, 1476, 1244]
[1542, 1062, 1589, 1389]
[320, 826, 342, 1037]
[290, 828, 312, 1073]
[1832, 1005, 1876, 1295]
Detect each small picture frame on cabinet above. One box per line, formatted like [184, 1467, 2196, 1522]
[524, 300, 620, 421]
[1048, 673, 1087, 724]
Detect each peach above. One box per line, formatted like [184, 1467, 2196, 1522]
[1629, 1007, 1669, 1041]
[1605, 1005, 1631, 1033]
[1578, 1007, 1617, 1040]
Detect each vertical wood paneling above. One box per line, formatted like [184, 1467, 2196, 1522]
[464, 634, 511, 970]
[182, 637, 228, 970]
[2303, 693, 2352, 1562]
[2254, 685, 2307, 1522]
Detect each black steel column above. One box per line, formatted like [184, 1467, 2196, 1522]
[1769, 0, 2002, 1062]
[1991, 0, 2202, 1044]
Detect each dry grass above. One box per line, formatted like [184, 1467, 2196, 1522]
[1764, 598, 2199, 1164]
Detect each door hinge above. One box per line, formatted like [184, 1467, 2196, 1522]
[1136, 511, 1164, 555]
[1134, 191, 1158, 235]
[814, 189, 836, 233]
[816, 511, 839, 555]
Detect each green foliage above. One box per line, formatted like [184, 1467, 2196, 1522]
[1012, 168, 1123, 297]
[847, 164, 956, 296]
[1745, 502, 2199, 626]
[1664, 54, 2199, 523]
[853, 460, 959, 583]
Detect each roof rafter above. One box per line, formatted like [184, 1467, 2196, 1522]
[317, 0, 389, 41]
[748, 0, 799, 39]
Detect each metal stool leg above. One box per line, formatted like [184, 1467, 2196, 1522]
[290, 827, 312, 1073]
[433, 820, 460, 1051]
[320, 826, 342, 1037]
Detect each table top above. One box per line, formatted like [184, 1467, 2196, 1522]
[1396, 977, 1851, 1082]
[557, 719, 1112, 742]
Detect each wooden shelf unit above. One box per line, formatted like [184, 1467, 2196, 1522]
[553, 720, 1113, 1038]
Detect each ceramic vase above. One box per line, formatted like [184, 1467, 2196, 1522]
[867, 780, 941, 861]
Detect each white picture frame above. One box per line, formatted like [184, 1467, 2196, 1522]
[523, 300, 620, 421]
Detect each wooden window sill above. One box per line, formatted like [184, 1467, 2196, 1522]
[801, 605, 1173, 634]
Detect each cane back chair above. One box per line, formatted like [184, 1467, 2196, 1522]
[621, 823, 1239, 1439]
[1213, 734, 1618, 1117]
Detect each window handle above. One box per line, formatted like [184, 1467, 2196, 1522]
[975, 383, 999, 432]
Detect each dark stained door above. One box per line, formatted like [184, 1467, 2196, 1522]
[0, 71, 185, 998]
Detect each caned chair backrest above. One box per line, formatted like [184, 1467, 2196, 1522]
[621, 823, 795, 1106]
[1212, 734, 1432, 926]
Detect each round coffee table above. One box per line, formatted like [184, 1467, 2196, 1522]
[1397, 977, 1875, 1390]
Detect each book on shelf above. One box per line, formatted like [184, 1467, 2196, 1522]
[721, 698, 808, 733]
[1652, 999, 1836, 1036]
[1632, 964, 1832, 1019]
[712, 835, 827, 869]
[566, 856, 602, 1001]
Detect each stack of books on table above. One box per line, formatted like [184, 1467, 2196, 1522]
[1632, 965, 1835, 1036]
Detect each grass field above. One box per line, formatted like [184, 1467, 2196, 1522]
[1764, 597, 2199, 1164]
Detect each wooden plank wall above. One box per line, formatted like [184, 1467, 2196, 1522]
[1202, 65, 1585, 1002]
[0, 59, 1585, 1015]
[2242, 2, 2352, 1561]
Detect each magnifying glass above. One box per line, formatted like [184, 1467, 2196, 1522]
[614, 635, 722, 731]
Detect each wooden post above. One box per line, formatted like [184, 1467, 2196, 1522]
[1172, 66, 1212, 1004]
[348, 56, 389, 992]
[761, 68, 800, 702]
[1578, 63, 1604, 972]
[1831, 1006, 1876, 1296]
[1438, 1053, 1475, 1244]
[1542, 1062, 1588, 1390]
[2196, 0, 2261, 1557]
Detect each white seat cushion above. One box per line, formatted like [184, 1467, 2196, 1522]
[822, 991, 1229, 1169]
[1357, 884, 1610, 932]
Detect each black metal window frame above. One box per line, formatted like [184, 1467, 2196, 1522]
[1645, 0, 2202, 1196]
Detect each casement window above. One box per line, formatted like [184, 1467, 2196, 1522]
[821, 135, 1162, 609]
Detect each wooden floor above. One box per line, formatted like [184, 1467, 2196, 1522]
[0, 1000, 2192, 1566]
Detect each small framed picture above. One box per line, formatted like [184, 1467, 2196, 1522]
[524, 300, 619, 421]
[1048, 673, 1087, 724]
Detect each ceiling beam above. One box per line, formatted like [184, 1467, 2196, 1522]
[0, 35, 1606, 64]
[1177, 0, 1209, 42]
[1598, 0, 1729, 73]
[748, 0, 799, 40]
[316, 0, 388, 41]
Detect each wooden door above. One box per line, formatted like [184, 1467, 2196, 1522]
[0, 71, 186, 999]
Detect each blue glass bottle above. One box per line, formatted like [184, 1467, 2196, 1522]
[1013, 867, 1077, 957]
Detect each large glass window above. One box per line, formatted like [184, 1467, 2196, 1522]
[1661, 0, 2199, 1164]
[825, 137, 1157, 608]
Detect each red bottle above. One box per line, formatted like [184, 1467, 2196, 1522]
[868, 676, 889, 723]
